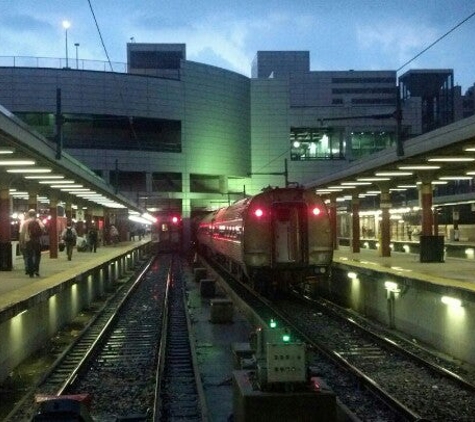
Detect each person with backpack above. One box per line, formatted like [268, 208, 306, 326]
[19, 209, 45, 278]
[61, 222, 78, 261]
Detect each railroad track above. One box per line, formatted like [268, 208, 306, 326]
[3, 257, 154, 422]
[155, 256, 207, 421]
[278, 294, 475, 421]
[202, 255, 475, 421]
[5, 254, 206, 422]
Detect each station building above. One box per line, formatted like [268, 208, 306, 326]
[0, 43, 471, 244]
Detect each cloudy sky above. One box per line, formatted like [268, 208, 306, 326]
[1, 0, 474, 91]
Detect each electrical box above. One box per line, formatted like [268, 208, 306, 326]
[265, 342, 306, 383]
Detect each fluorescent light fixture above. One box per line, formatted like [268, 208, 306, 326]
[464, 147, 475, 152]
[428, 157, 475, 162]
[384, 281, 400, 292]
[0, 148, 14, 154]
[441, 296, 462, 308]
[357, 177, 390, 182]
[390, 188, 407, 191]
[141, 212, 158, 223]
[398, 165, 440, 170]
[0, 160, 35, 166]
[431, 180, 448, 185]
[7, 168, 52, 173]
[397, 185, 418, 188]
[50, 184, 83, 188]
[341, 181, 371, 186]
[25, 175, 65, 179]
[375, 171, 413, 176]
[39, 180, 75, 184]
[439, 176, 473, 180]
[347, 272, 358, 279]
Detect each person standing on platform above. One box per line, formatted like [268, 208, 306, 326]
[88, 224, 99, 252]
[61, 222, 78, 261]
[19, 209, 45, 278]
[109, 224, 119, 245]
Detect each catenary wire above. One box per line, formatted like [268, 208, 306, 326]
[86, 0, 142, 150]
[397, 9, 475, 72]
[87, 0, 114, 72]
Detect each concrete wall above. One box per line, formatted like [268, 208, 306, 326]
[0, 245, 148, 383]
[324, 264, 475, 366]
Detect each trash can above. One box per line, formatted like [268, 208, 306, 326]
[419, 235, 445, 263]
[0, 241, 13, 271]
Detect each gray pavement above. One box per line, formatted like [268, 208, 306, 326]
[334, 245, 475, 292]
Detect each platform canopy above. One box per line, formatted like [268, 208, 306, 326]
[0, 104, 145, 214]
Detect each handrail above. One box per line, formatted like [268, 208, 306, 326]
[0, 55, 127, 73]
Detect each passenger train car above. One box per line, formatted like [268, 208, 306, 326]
[196, 186, 333, 293]
[151, 211, 183, 252]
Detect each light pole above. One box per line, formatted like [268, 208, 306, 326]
[74, 43, 80, 69]
[62, 20, 71, 68]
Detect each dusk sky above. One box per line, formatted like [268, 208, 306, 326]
[1, 1, 474, 91]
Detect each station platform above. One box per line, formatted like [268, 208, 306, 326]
[2, 240, 474, 322]
[333, 245, 475, 294]
[0, 238, 150, 318]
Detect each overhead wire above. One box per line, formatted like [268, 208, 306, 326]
[87, 0, 114, 72]
[397, 9, 475, 72]
[86, 0, 142, 150]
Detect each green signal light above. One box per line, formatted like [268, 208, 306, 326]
[282, 334, 291, 342]
[270, 319, 277, 329]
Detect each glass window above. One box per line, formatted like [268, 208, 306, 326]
[152, 172, 182, 192]
[15, 112, 182, 153]
[290, 127, 345, 160]
[350, 131, 395, 159]
[129, 51, 183, 69]
[110, 171, 146, 192]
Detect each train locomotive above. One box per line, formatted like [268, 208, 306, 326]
[196, 186, 333, 293]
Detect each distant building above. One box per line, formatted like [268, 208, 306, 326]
[399, 69, 455, 133]
[0, 45, 471, 242]
[461, 85, 475, 119]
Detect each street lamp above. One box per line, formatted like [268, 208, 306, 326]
[62, 20, 71, 68]
[74, 43, 80, 69]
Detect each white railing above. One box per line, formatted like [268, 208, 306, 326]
[0, 55, 128, 73]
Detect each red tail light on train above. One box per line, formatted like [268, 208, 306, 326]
[254, 208, 264, 218]
[311, 206, 321, 216]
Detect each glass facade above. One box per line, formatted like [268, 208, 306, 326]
[129, 51, 183, 69]
[290, 127, 344, 160]
[350, 131, 395, 159]
[15, 112, 182, 153]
